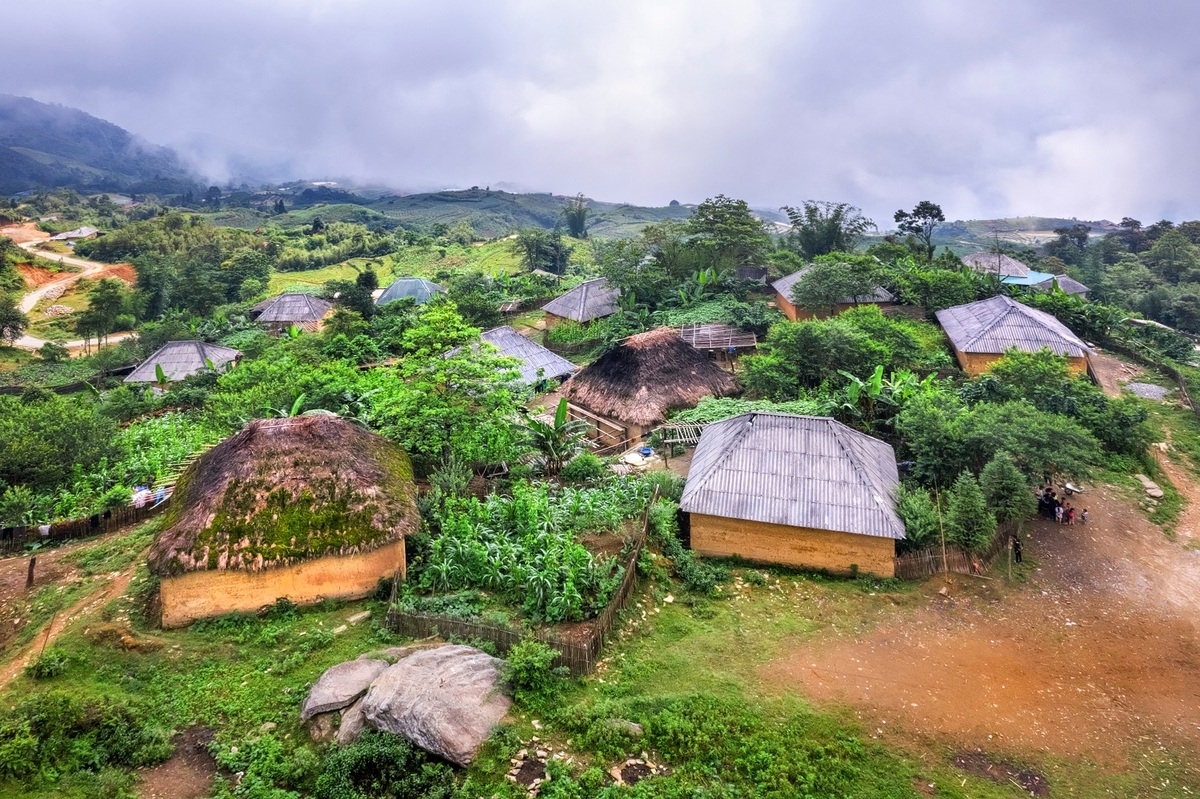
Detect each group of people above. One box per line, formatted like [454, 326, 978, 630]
[1037, 486, 1088, 525]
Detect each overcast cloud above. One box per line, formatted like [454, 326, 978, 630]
[5, 0, 1200, 223]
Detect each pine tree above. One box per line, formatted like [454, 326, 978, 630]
[945, 470, 995, 553]
[979, 452, 1035, 526]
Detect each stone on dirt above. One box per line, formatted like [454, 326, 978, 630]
[361, 644, 511, 766]
[300, 658, 389, 721]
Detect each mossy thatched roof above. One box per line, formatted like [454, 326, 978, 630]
[563, 327, 739, 427]
[148, 415, 418, 577]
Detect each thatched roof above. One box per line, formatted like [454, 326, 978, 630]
[147, 415, 418, 577]
[563, 327, 739, 427]
[125, 341, 240, 384]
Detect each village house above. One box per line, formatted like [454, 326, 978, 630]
[375, 276, 445, 307]
[541, 277, 620, 329]
[680, 412, 905, 577]
[935, 294, 1093, 376]
[474, 325, 577, 387]
[771, 267, 895, 321]
[562, 326, 738, 449]
[147, 415, 419, 627]
[125, 340, 240, 384]
[962, 252, 1090, 298]
[251, 292, 334, 333]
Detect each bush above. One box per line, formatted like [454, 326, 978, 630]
[504, 639, 565, 704]
[648, 500, 725, 593]
[314, 731, 456, 799]
[24, 648, 69, 679]
[559, 452, 607, 484]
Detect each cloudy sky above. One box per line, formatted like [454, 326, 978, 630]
[6, 0, 1200, 222]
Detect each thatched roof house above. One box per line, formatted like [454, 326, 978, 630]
[681, 412, 904, 576]
[935, 295, 1092, 376]
[251, 293, 334, 332]
[125, 341, 240, 384]
[148, 415, 418, 627]
[376, 277, 445, 306]
[772, 267, 894, 321]
[562, 326, 738, 445]
[542, 277, 620, 327]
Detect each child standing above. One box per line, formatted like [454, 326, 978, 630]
[1081, 508, 1089, 525]
[1055, 504, 1064, 524]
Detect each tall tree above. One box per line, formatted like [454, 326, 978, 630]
[894, 200, 945, 261]
[979, 451, 1035, 526]
[944, 470, 995, 553]
[0, 293, 28, 345]
[510, 228, 573, 274]
[687, 195, 770, 268]
[562, 194, 589, 239]
[781, 201, 875, 259]
[790, 256, 882, 315]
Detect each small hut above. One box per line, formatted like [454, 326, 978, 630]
[147, 415, 419, 627]
[125, 341, 240, 384]
[772, 267, 894, 321]
[542, 277, 620, 329]
[478, 326, 577, 386]
[562, 326, 738, 448]
[376, 277, 445, 307]
[251, 293, 334, 333]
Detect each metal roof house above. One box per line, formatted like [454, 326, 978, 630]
[48, 226, 98, 241]
[935, 295, 1092, 376]
[542, 277, 620, 327]
[375, 277, 445, 307]
[125, 341, 240, 384]
[681, 412, 905, 577]
[251, 293, 334, 332]
[771, 267, 895, 321]
[476, 326, 577, 386]
[962, 253, 1090, 298]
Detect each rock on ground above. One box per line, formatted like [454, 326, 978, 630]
[336, 697, 368, 745]
[300, 658, 389, 721]
[362, 644, 511, 766]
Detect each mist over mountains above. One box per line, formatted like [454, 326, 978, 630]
[0, 95, 196, 196]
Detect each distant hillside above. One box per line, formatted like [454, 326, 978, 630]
[0, 95, 197, 195]
[367, 189, 697, 238]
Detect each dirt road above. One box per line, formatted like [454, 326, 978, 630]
[1, 224, 137, 350]
[760, 482, 1200, 769]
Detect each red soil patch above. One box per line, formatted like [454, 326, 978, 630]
[758, 483, 1200, 768]
[0, 223, 48, 244]
[15, 263, 58, 287]
[97, 263, 136, 284]
[137, 727, 218, 799]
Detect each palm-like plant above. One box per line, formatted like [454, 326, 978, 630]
[525, 398, 591, 477]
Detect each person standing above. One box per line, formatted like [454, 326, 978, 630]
[1081, 508, 1089, 525]
[1013, 536, 1023, 564]
[1055, 504, 1064, 524]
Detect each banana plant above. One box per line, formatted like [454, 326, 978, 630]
[524, 398, 592, 477]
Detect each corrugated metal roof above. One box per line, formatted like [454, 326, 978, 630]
[1000, 269, 1056, 287]
[1035, 274, 1090, 296]
[680, 412, 905, 540]
[935, 295, 1090, 358]
[376, 277, 445, 306]
[962, 252, 1030, 277]
[253, 293, 333, 323]
[125, 341, 240, 383]
[542, 277, 620, 322]
[478, 326, 577, 385]
[771, 267, 894, 305]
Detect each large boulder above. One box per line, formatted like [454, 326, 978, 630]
[361, 644, 510, 766]
[300, 658, 389, 721]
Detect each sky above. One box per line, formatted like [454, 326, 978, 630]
[5, 0, 1200, 223]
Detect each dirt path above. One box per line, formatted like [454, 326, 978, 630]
[759, 485, 1200, 768]
[1090, 348, 1143, 398]
[0, 560, 142, 689]
[0, 224, 136, 350]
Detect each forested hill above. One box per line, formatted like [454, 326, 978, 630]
[367, 189, 699, 238]
[0, 95, 197, 195]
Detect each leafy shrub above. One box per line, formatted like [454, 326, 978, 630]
[559, 452, 607, 484]
[504, 639, 565, 704]
[24, 648, 69, 679]
[212, 731, 319, 798]
[648, 500, 725, 594]
[313, 731, 455, 799]
[0, 691, 172, 780]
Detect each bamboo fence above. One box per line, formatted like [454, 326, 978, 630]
[893, 520, 1017, 580]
